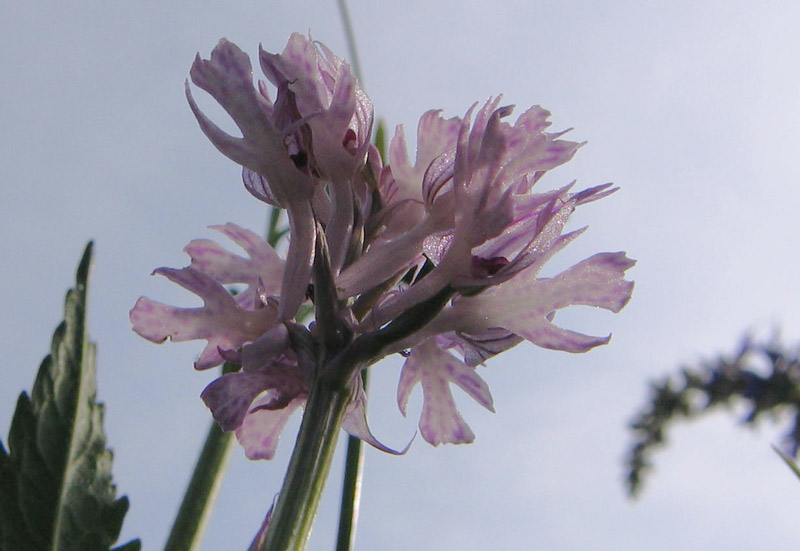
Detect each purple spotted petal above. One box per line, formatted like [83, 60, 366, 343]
[184, 223, 284, 310]
[129, 267, 277, 369]
[187, 39, 303, 187]
[201, 363, 307, 431]
[503, 252, 635, 351]
[240, 323, 292, 371]
[397, 338, 494, 446]
[236, 395, 305, 460]
[387, 110, 461, 205]
[434, 252, 635, 353]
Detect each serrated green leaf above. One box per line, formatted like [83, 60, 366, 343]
[0, 243, 140, 551]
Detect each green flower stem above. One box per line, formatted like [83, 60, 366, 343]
[335, 369, 367, 551]
[260, 372, 353, 551]
[164, 365, 237, 551]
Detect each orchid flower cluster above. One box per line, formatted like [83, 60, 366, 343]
[130, 33, 634, 461]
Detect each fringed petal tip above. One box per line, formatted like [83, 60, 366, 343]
[398, 339, 495, 446]
[129, 296, 170, 343]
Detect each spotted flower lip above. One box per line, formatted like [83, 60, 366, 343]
[131, 32, 635, 460]
[397, 337, 494, 446]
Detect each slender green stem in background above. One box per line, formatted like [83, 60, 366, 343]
[267, 203, 287, 244]
[773, 445, 800, 481]
[335, 369, 367, 551]
[260, 373, 353, 551]
[336, 0, 363, 83]
[165, 208, 287, 551]
[164, 362, 238, 551]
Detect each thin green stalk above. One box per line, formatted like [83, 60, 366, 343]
[336, 0, 363, 83]
[164, 363, 237, 551]
[260, 373, 353, 551]
[773, 445, 800, 481]
[335, 369, 367, 551]
[267, 203, 287, 244]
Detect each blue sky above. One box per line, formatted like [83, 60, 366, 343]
[3, 1, 800, 549]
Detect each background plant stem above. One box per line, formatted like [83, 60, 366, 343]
[163, 362, 237, 551]
[336, 0, 363, 84]
[335, 370, 367, 551]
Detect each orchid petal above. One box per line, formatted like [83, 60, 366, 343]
[236, 395, 305, 460]
[398, 339, 494, 446]
[342, 374, 410, 454]
[129, 267, 277, 369]
[188, 39, 315, 206]
[188, 41, 289, 177]
[201, 364, 306, 431]
[442, 252, 635, 353]
[184, 223, 284, 308]
[457, 328, 524, 367]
